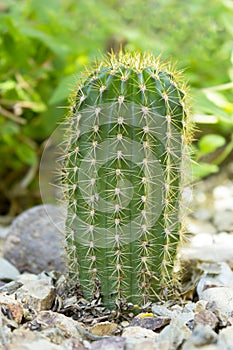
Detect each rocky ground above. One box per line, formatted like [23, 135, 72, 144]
[0, 162, 233, 350]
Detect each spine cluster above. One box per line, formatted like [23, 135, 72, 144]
[62, 52, 192, 309]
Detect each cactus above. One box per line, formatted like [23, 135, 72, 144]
[62, 51, 192, 310]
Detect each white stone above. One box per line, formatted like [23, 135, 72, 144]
[218, 326, 233, 348]
[122, 326, 157, 339]
[0, 257, 20, 281]
[15, 273, 55, 312]
[200, 287, 233, 317]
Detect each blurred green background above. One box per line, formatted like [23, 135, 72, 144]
[0, 0, 233, 220]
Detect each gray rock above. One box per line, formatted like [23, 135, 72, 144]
[6, 330, 87, 350]
[3, 205, 66, 274]
[186, 217, 217, 235]
[91, 337, 126, 350]
[125, 338, 159, 350]
[0, 226, 10, 239]
[0, 257, 20, 281]
[35, 310, 84, 339]
[213, 209, 233, 232]
[197, 262, 233, 298]
[158, 318, 191, 349]
[181, 232, 233, 264]
[182, 325, 217, 349]
[122, 326, 157, 340]
[218, 326, 233, 349]
[152, 304, 174, 318]
[0, 294, 24, 323]
[200, 287, 233, 317]
[152, 302, 194, 325]
[15, 273, 55, 312]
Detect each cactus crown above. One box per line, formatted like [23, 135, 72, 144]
[62, 51, 192, 310]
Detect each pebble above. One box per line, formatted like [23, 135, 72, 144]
[35, 310, 83, 339]
[213, 209, 233, 232]
[91, 321, 118, 336]
[158, 318, 191, 349]
[0, 225, 9, 240]
[181, 232, 233, 265]
[0, 257, 20, 281]
[130, 314, 169, 331]
[122, 326, 157, 339]
[182, 325, 218, 349]
[15, 273, 55, 312]
[3, 205, 66, 274]
[5, 330, 88, 350]
[0, 294, 24, 324]
[91, 337, 126, 350]
[152, 302, 194, 325]
[194, 310, 218, 329]
[197, 262, 233, 298]
[125, 338, 159, 350]
[152, 304, 173, 318]
[200, 287, 233, 317]
[186, 218, 217, 235]
[218, 326, 233, 348]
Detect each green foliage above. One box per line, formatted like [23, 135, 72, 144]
[63, 51, 192, 309]
[0, 0, 232, 213]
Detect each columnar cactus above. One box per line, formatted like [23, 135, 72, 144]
[62, 51, 192, 310]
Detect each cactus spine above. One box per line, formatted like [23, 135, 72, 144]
[63, 51, 191, 309]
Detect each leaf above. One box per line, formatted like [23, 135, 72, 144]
[0, 80, 16, 92]
[0, 123, 20, 136]
[15, 143, 37, 165]
[204, 90, 233, 112]
[49, 75, 76, 105]
[192, 162, 219, 180]
[198, 134, 226, 154]
[193, 90, 231, 124]
[21, 26, 69, 57]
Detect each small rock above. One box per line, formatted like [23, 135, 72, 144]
[192, 208, 213, 221]
[206, 301, 231, 328]
[181, 233, 233, 265]
[200, 287, 233, 317]
[194, 310, 218, 329]
[8, 312, 88, 349]
[213, 209, 233, 232]
[130, 315, 169, 331]
[0, 280, 23, 294]
[5, 329, 86, 350]
[122, 326, 157, 339]
[0, 257, 20, 281]
[0, 294, 24, 323]
[152, 302, 194, 325]
[35, 310, 81, 337]
[3, 205, 66, 274]
[182, 344, 219, 350]
[125, 338, 159, 350]
[186, 217, 217, 235]
[182, 324, 217, 349]
[152, 304, 173, 318]
[197, 262, 233, 298]
[91, 322, 118, 336]
[0, 226, 10, 239]
[90, 337, 126, 350]
[158, 318, 191, 349]
[218, 326, 233, 348]
[15, 273, 55, 312]
[195, 300, 208, 313]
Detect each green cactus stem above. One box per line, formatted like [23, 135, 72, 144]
[62, 51, 192, 310]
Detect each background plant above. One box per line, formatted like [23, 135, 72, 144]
[0, 0, 232, 219]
